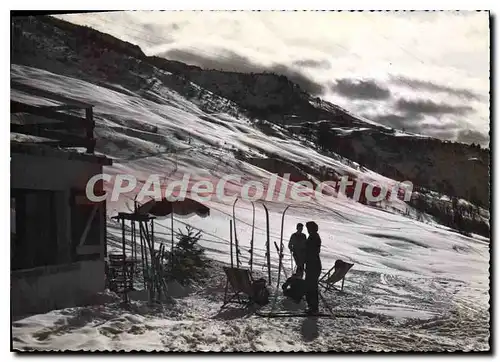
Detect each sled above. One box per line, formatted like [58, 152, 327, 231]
[318, 259, 354, 293]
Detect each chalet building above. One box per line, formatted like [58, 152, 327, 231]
[10, 81, 112, 317]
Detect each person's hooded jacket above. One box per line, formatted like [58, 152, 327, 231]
[305, 221, 321, 270]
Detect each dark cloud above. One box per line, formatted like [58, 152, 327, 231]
[365, 99, 464, 134]
[163, 48, 259, 73]
[368, 114, 419, 130]
[331, 79, 392, 100]
[364, 97, 478, 143]
[365, 110, 489, 146]
[456, 129, 490, 146]
[367, 112, 461, 141]
[391, 75, 484, 101]
[161, 47, 325, 95]
[395, 98, 474, 116]
[292, 59, 331, 69]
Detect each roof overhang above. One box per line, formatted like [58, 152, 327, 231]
[11, 142, 113, 166]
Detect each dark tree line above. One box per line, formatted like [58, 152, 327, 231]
[408, 194, 489, 238]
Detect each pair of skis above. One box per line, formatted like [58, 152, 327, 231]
[232, 198, 255, 272]
[257, 290, 338, 319]
[255, 311, 334, 318]
[267, 205, 292, 314]
[255, 295, 351, 319]
[276, 205, 291, 289]
[231, 202, 340, 319]
[262, 204, 292, 288]
[231, 200, 272, 285]
[232, 199, 292, 290]
[274, 241, 288, 281]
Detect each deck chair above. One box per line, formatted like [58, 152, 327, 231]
[318, 259, 354, 293]
[221, 267, 256, 309]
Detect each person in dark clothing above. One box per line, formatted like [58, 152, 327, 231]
[304, 221, 322, 315]
[288, 223, 307, 277]
[282, 274, 306, 303]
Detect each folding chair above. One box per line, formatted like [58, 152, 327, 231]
[318, 259, 354, 293]
[221, 266, 255, 309]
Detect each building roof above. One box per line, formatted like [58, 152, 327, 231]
[11, 142, 112, 166]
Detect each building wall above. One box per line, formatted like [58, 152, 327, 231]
[11, 260, 105, 318]
[11, 153, 102, 191]
[11, 152, 107, 317]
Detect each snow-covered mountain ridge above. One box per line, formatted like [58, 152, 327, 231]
[10, 14, 490, 352]
[12, 15, 490, 234]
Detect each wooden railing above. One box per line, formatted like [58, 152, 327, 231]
[10, 81, 96, 153]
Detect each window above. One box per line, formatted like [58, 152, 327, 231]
[11, 189, 58, 270]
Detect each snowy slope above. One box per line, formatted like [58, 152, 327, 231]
[11, 63, 490, 351]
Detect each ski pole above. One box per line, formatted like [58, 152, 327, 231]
[229, 220, 234, 268]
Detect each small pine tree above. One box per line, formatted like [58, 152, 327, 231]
[168, 226, 209, 286]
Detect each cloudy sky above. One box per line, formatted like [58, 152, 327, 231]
[57, 11, 490, 146]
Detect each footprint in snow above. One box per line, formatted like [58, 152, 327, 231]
[128, 325, 146, 335]
[98, 326, 122, 338]
[33, 329, 53, 342]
